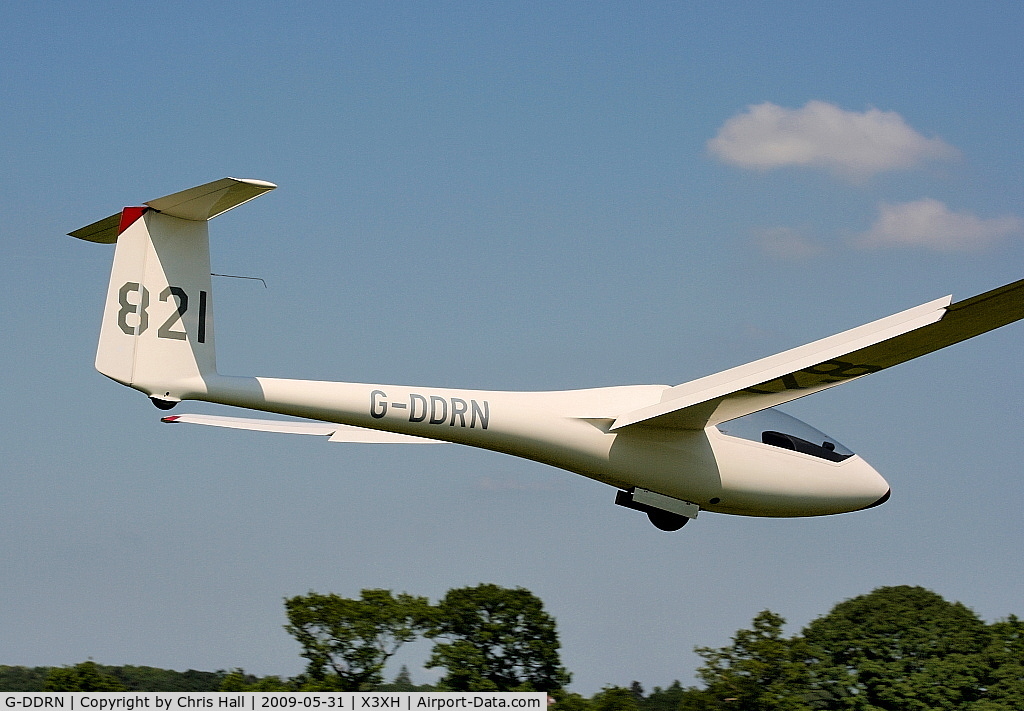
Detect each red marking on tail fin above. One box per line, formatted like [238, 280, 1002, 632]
[118, 206, 147, 235]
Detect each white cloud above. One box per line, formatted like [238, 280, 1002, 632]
[708, 101, 957, 178]
[856, 198, 1022, 251]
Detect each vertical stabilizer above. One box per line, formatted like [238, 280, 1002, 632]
[96, 210, 216, 404]
[71, 178, 276, 407]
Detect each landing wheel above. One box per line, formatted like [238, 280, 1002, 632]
[647, 509, 689, 531]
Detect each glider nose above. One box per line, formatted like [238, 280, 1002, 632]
[860, 485, 891, 510]
[854, 459, 891, 511]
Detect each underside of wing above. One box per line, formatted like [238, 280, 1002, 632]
[161, 413, 445, 443]
[612, 279, 1024, 431]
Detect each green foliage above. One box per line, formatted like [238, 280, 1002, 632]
[550, 690, 595, 711]
[426, 583, 571, 692]
[111, 665, 227, 692]
[1, 664, 226, 692]
[376, 665, 436, 692]
[679, 586, 1024, 711]
[219, 669, 292, 691]
[976, 615, 1024, 709]
[284, 589, 432, 691]
[802, 585, 992, 710]
[6, 582, 1021, 709]
[44, 661, 126, 691]
[690, 610, 812, 710]
[219, 669, 257, 691]
[392, 666, 415, 690]
[0, 667, 51, 692]
[590, 686, 641, 711]
[640, 680, 690, 711]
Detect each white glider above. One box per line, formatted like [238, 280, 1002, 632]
[70, 178, 1024, 530]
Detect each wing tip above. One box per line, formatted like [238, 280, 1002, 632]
[228, 177, 277, 189]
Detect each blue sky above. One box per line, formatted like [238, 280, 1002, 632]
[2, 1, 1023, 693]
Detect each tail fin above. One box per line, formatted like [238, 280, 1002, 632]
[70, 178, 276, 407]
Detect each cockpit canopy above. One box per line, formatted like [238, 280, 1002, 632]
[715, 408, 854, 462]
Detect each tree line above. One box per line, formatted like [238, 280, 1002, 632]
[2, 584, 1021, 709]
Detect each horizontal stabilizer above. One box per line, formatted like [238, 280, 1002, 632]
[161, 413, 445, 444]
[68, 213, 124, 244]
[146, 177, 276, 221]
[69, 177, 276, 243]
[612, 279, 1024, 431]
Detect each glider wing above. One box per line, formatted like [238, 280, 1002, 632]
[161, 413, 444, 443]
[612, 279, 1024, 431]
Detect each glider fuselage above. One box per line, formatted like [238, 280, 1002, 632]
[182, 373, 890, 518]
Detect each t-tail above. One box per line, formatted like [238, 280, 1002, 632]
[69, 178, 276, 408]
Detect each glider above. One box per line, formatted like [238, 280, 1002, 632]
[70, 178, 1024, 530]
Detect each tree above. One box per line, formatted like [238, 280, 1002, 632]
[640, 681, 691, 711]
[388, 666, 416, 691]
[0, 667, 51, 692]
[550, 691, 593, 711]
[109, 665, 226, 691]
[426, 583, 571, 691]
[219, 669, 292, 691]
[801, 585, 992, 710]
[591, 686, 641, 711]
[44, 661, 126, 691]
[377, 665, 435, 692]
[284, 589, 431, 691]
[628, 681, 645, 703]
[972, 615, 1024, 710]
[691, 610, 812, 711]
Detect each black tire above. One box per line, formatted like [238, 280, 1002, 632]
[647, 509, 689, 531]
